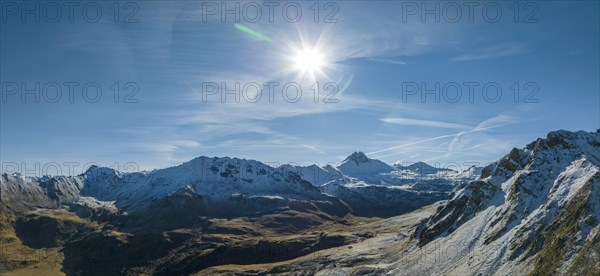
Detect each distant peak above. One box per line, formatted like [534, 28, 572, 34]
[85, 165, 100, 174]
[405, 162, 440, 174]
[404, 161, 433, 168]
[83, 165, 119, 177]
[344, 152, 369, 163]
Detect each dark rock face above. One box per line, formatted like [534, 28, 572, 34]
[345, 152, 370, 164]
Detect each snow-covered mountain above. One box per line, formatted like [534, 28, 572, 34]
[337, 152, 395, 182]
[1, 157, 351, 223]
[1, 153, 477, 222]
[0, 174, 84, 211]
[391, 130, 600, 275]
[308, 152, 480, 217]
[394, 161, 455, 175]
[280, 163, 343, 187]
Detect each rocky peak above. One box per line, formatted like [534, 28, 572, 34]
[84, 165, 100, 174]
[344, 152, 369, 164]
[546, 130, 577, 148]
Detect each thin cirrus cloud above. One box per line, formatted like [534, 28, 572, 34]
[452, 43, 528, 61]
[370, 115, 517, 160]
[135, 140, 201, 153]
[368, 57, 408, 65]
[447, 115, 516, 154]
[380, 117, 470, 129]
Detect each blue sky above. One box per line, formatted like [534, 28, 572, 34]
[1, 1, 599, 175]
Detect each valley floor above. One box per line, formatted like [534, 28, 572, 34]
[199, 201, 444, 275]
[0, 201, 443, 275]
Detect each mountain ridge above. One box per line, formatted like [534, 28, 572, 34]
[396, 129, 600, 275]
[1, 153, 473, 217]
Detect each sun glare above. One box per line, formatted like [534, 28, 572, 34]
[282, 29, 336, 81]
[292, 48, 325, 77]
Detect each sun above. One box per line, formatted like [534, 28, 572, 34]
[281, 30, 335, 81]
[291, 47, 328, 81]
[293, 48, 324, 73]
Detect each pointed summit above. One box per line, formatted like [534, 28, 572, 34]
[406, 161, 439, 174]
[344, 151, 369, 164]
[84, 165, 100, 174]
[338, 152, 393, 181]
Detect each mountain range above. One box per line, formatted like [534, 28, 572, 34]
[208, 129, 599, 276]
[1, 129, 598, 275]
[1, 152, 478, 221]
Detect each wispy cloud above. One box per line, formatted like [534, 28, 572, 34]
[381, 117, 470, 129]
[453, 43, 527, 61]
[173, 140, 202, 148]
[174, 70, 394, 143]
[370, 114, 519, 161]
[447, 115, 515, 153]
[135, 139, 201, 153]
[472, 114, 515, 131]
[368, 57, 407, 65]
[367, 133, 460, 156]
